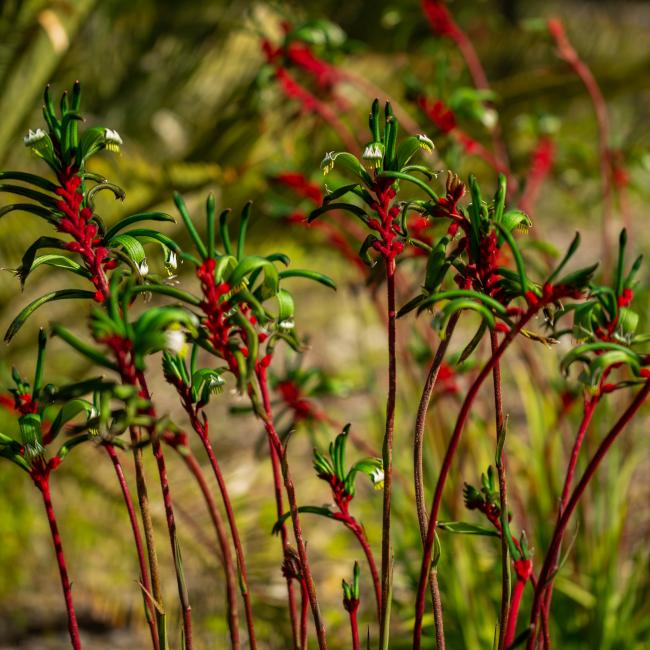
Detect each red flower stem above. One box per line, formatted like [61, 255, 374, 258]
[300, 580, 308, 650]
[537, 395, 598, 642]
[135, 372, 193, 650]
[349, 607, 360, 650]
[379, 256, 397, 648]
[127, 425, 166, 640]
[491, 331, 511, 650]
[504, 577, 527, 647]
[347, 522, 381, 618]
[175, 446, 241, 650]
[193, 420, 258, 649]
[413, 314, 460, 650]
[548, 18, 613, 272]
[413, 306, 540, 649]
[559, 397, 599, 515]
[104, 444, 160, 650]
[150, 435, 193, 648]
[526, 380, 650, 648]
[38, 477, 82, 650]
[258, 366, 328, 650]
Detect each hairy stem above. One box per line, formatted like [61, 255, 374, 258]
[414, 309, 538, 649]
[539, 395, 599, 636]
[413, 315, 460, 650]
[197, 428, 257, 649]
[175, 445, 241, 650]
[39, 477, 82, 650]
[128, 425, 166, 642]
[379, 257, 397, 648]
[136, 372, 192, 649]
[300, 580, 308, 650]
[527, 381, 650, 648]
[258, 367, 328, 649]
[348, 521, 381, 618]
[491, 331, 510, 650]
[104, 444, 159, 650]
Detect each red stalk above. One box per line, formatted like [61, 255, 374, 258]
[378, 256, 397, 646]
[349, 607, 360, 650]
[413, 305, 542, 649]
[538, 395, 599, 639]
[193, 423, 258, 649]
[104, 444, 160, 650]
[413, 315, 460, 650]
[559, 397, 599, 515]
[132, 370, 192, 649]
[526, 381, 650, 648]
[172, 443, 241, 650]
[504, 576, 527, 647]
[491, 331, 510, 650]
[300, 579, 308, 650]
[149, 434, 193, 648]
[37, 476, 82, 650]
[257, 365, 328, 649]
[343, 519, 381, 618]
[267, 436, 301, 649]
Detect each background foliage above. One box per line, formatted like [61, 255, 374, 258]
[0, 0, 649, 648]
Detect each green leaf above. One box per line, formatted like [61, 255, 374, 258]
[5, 290, 96, 342]
[27, 254, 91, 280]
[278, 269, 336, 290]
[0, 183, 58, 207]
[379, 171, 439, 202]
[130, 284, 202, 307]
[48, 399, 95, 442]
[15, 236, 69, 287]
[321, 151, 372, 184]
[0, 171, 59, 193]
[0, 203, 59, 225]
[51, 324, 119, 370]
[174, 192, 207, 259]
[494, 222, 529, 294]
[103, 212, 175, 242]
[109, 234, 146, 264]
[308, 202, 369, 225]
[228, 256, 277, 294]
[416, 290, 508, 316]
[437, 521, 500, 537]
[272, 505, 336, 535]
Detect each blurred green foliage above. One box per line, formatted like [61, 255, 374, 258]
[0, 0, 649, 648]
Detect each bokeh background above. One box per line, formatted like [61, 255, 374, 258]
[0, 0, 649, 648]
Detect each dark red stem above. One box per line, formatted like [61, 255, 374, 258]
[349, 607, 360, 650]
[504, 577, 527, 647]
[526, 381, 650, 648]
[136, 372, 192, 650]
[413, 315, 460, 650]
[414, 308, 538, 649]
[379, 256, 397, 647]
[177, 446, 241, 650]
[300, 579, 308, 650]
[38, 476, 82, 650]
[491, 331, 510, 650]
[258, 366, 328, 649]
[346, 520, 381, 618]
[104, 444, 159, 650]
